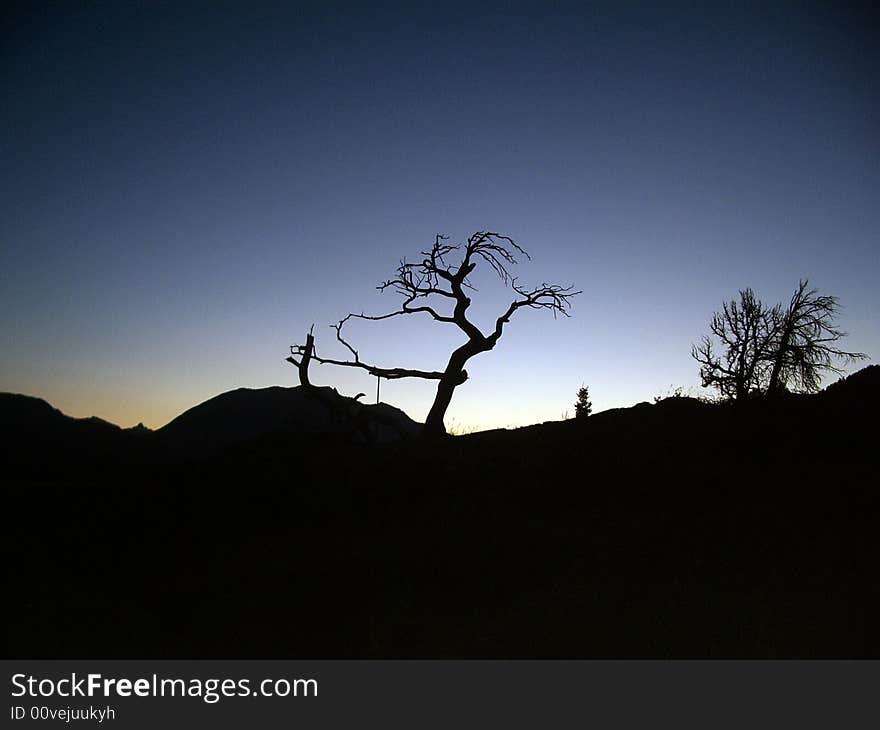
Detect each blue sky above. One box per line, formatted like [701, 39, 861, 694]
[2, 1, 877, 429]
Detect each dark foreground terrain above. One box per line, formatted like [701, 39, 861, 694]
[5, 368, 879, 657]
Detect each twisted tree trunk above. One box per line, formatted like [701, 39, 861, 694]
[423, 340, 488, 438]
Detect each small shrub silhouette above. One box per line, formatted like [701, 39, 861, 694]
[575, 385, 592, 418]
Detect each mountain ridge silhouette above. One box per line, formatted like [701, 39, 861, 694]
[2, 365, 877, 463]
[5, 365, 878, 658]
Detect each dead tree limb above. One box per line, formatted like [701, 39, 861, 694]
[286, 324, 315, 387]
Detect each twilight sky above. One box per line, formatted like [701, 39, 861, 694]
[2, 1, 878, 430]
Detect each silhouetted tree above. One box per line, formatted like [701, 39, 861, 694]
[574, 385, 592, 418]
[691, 288, 779, 400]
[287, 325, 315, 387]
[289, 232, 580, 438]
[765, 279, 866, 394]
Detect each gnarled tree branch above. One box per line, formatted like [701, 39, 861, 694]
[288, 231, 581, 436]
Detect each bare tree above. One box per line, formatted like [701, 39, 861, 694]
[765, 279, 867, 394]
[691, 288, 779, 400]
[289, 232, 580, 437]
[287, 325, 316, 387]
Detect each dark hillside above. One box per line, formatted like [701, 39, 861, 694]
[0, 393, 148, 478]
[0, 392, 121, 435]
[157, 385, 420, 456]
[5, 367, 879, 658]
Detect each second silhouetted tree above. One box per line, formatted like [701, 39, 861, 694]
[693, 280, 866, 400]
[765, 279, 866, 394]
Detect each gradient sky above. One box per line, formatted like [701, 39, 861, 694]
[2, 1, 878, 430]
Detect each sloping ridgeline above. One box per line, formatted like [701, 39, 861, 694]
[155, 386, 421, 457]
[1, 385, 420, 476]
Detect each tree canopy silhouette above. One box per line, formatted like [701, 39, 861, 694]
[691, 288, 778, 401]
[693, 280, 866, 400]
[766, 279, 867, 394]
[288, 232, 580, 437]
